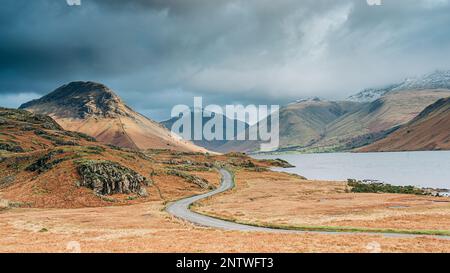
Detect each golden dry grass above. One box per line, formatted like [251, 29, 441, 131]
[1, 200, 450, 253]
[193, 170, 450, 232]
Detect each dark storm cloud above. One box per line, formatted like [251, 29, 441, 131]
[1, 0, 450, 120]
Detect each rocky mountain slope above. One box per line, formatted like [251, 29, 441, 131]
[358, 97, 450, 152]
[19, 81, 206, 152]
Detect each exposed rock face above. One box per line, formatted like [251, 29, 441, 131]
[26, 149, 66, 173]
[76, 160, 149, 196]
[0, 142, 24, 153]
[0, 107, 62, 131]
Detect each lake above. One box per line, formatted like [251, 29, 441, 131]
[253, 151, 450, 189]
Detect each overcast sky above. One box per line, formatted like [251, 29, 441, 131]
[1, 0, 450, 120]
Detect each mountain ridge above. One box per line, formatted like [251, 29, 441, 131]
[348, 70, 450, 102]
[19, 81, 207, 152]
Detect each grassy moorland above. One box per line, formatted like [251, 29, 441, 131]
[192, 170, 450, 237]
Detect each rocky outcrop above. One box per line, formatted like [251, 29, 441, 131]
[166, 169, 213, 190]
[229, 159, 256, 168]
[0, 107, 62, 131]
[26, 149, 66, 173]
[76, 160, 149, 196]
[0, 142, 24, 153]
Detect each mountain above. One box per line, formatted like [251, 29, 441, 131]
[358, 97, 450, 152]
[313, 90, 450, 152]
[208, 70, 450, 154]
[217, 98, 362, 153]
[391, 70, 450, 92]
[348, 70, 450, 102]
[19, 81, 206, 152]
[230, 89, 450, 154]
[348, 84, 400, 102]
[161, 110, 249, 153]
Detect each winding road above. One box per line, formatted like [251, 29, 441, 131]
[167, 169, 270, 231]
[166, 169, 450, 239]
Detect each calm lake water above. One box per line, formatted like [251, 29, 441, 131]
[253, 151, 450, 189]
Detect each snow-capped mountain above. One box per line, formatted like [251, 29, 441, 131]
[391, 70, 450, 92]
[288, 97, 322, 105]
[348, 84, 400, 102]
[348, 70, 450, 102]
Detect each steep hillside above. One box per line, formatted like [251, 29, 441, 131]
[19, 81, 206, 152]
[277, 99, 362, 148]
[358, 97, 450, 152]
[314, 90, 450, 152]
[218, 98, 362, 152]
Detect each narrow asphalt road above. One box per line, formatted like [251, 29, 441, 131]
[166, 169, 270, 231]
[166, 169, 450, 239]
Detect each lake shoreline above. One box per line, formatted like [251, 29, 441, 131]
[253, 151, 450, 190]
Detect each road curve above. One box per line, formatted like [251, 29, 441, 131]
[167, 169, 269, 231]
[166, 169, 450, 239]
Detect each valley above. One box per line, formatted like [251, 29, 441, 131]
[1, 75, 449, 253]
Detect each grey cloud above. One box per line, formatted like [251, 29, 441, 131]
[1, 0, 450, 120]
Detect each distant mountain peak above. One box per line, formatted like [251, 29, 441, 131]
[290, 97, 323, 104]
[348, 84, 401, 103]
[391, 70, 450, 92]
[20, 81, 130, 119]
[348, 70, 450, 102]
